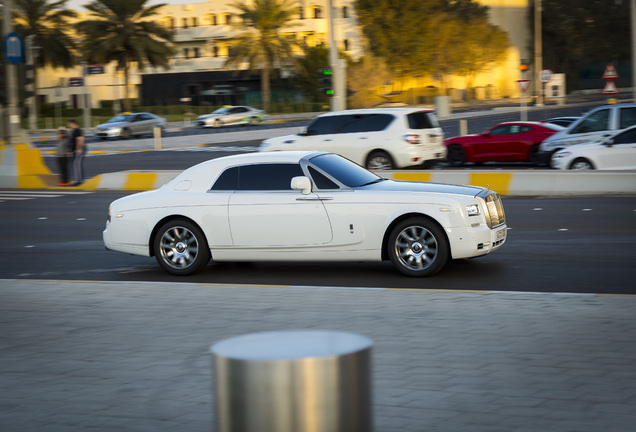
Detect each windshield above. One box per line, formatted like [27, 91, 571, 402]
[309, 153, 380, 187]
[107, 115, 131, 123]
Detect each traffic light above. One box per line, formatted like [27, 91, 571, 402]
[519, 60, 528, 72]
[0, 66, 6, 106]
[318, 67, 334, 97]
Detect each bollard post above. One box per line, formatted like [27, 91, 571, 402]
[211, 330, 373, 432]
[153, 125, 162, 150]
[459, 119, 468, 136]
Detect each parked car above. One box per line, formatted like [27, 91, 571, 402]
[538, 103, 636, 164]
[103, 151, 507, 277]
[444, 121, 563, 166]
[95, 112, 166, 139]
[543, 117, 579, 128]
[259, 108, 446, 170]
[196, 106, 266, 127]
[551, 125, 636, 170]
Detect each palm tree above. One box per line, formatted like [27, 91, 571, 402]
[225, 0, 299, 112]
[77, 0, 174, 112]
[13, 0, 77, 116]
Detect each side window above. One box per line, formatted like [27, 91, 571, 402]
[238, 164, 304, 190]
[306, 116, 340, 135]
[308, 166, 339, 189]
[613, 128, 636, 145]
[211, 166, 239, 190]
[338, 114, 394, 133]
[571, 109, 610, 134]
[520, 125, 533, 133]
[618, 107, 636, 129]
[509, 125, 521, 134]
[489, 125, 511, 135]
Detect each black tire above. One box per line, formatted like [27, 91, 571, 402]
[248, 116, 258, 126]
[569, 158, 594, 170]
[153, 219, 211, 276]
[447, 144, 466, 166]
[120, 128, 131, 139]
[212, 119, 222, 128]
[366, 151, 394, 170]
[388, 217, 449, 277]
[529, 145, 541, 165]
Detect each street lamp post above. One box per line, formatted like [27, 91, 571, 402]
[534, 0, 543, 106]
[2, 0, 23, 144]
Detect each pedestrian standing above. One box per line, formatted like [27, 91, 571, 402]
[56, 127, 71, 186]
[68, 119, 86, 186]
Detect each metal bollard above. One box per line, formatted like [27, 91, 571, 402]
[211, 330, 373, 432]
[153, 125, 162, 150]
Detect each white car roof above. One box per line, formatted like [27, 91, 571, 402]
[316, 107, 434, 117]
[170, 151, 323, 191]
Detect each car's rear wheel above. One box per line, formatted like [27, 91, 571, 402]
[447, 144, 466, 166]
[153, 219, 210, 276]
[366, 151, 394, 170]
[569, 158, 594, 170]
[388, 217, 449, 277]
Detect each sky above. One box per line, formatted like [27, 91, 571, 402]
[66, 0, 207, 12]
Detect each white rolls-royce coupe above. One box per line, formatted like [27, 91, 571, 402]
[103, 151, 507, 277]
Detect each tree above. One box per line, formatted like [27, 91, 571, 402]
[225, 0, 299, 112]
[537, 0, 630, 91]
[13, 0, 77, 116]
[354, 0, 503, 87]
[77, 0, 174, 112]
[455, 22, 510, 91]
[347, 55, 391, 108]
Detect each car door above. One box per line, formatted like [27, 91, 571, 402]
[291, 116, 341, 152]
[565, 108, 612, 145]
[227, 107, 248, 125]
[335, 114, 394, 165]
[595, 128, 636, 169]
[226, 163, 333, 247]
[476, 125, 513, 160]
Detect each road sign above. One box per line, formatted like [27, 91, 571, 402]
[3, 32, 24, 65]
[86, 65, 105, 75]
[602, 64, 619, 79]
[516, 79, 531, 93]
[539, 69, 553, 83]
[68, 77, 84, 87]
[602, 80, 619, 95]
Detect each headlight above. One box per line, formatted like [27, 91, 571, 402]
[553, 151, 571, 159]
[466, 204, 481, 217]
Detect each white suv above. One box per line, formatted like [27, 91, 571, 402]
[259, 108, 446, 169]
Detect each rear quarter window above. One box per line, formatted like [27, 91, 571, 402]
[407, 111, 439, 129]
[618, 107, 636, 129]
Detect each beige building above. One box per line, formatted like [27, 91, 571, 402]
[34, 0, 530, 109]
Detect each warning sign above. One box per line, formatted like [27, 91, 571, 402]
[602, 80, 619, 95]
[602, 64, 619, 80]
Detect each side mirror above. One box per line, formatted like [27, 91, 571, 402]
[604, 138, 615, 147]
[291, 176, 312, 195]
[298, 127, 308, 136]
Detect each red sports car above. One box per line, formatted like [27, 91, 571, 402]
[444, 121, 563, 166]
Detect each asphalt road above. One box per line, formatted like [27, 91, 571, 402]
[1, 190, 634, 294]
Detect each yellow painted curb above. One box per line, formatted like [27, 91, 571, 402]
[393, 172, 433, 182]
[124, 173, 158, 190]
[469, 173, 512, 195]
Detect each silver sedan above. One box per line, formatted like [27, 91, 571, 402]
[95, 112, 166, 139]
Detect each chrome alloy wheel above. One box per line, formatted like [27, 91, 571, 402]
[394, 225, 438, 271]
[159, 226, 200, 270]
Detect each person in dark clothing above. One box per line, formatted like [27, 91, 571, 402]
[68, 119, 86, 186]
[56, 127, 71, 186]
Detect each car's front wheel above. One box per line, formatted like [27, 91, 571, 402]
[569, 158, 594, 170]
[120, 128, 131, 139]
[447, 144, 466, 166]
[388, 217, 449, 277]
[153, 219, 210, 276]
[366, 151, 394, 170]
[212, 119, 222, 128]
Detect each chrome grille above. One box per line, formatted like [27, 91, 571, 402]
[479, 191, 506, 228]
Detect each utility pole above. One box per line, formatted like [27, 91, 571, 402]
[632, 0, 636, 102]
[327, 0, 345, 111]
[534, 0, 543, 106]
[26, 34, 37, 132]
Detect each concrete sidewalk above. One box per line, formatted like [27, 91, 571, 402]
[1, 279, 635, 432]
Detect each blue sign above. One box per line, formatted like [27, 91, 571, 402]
[86, 65, 105, 75]
[3, 32, 25, 65]
[68, 77, 84, 87]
